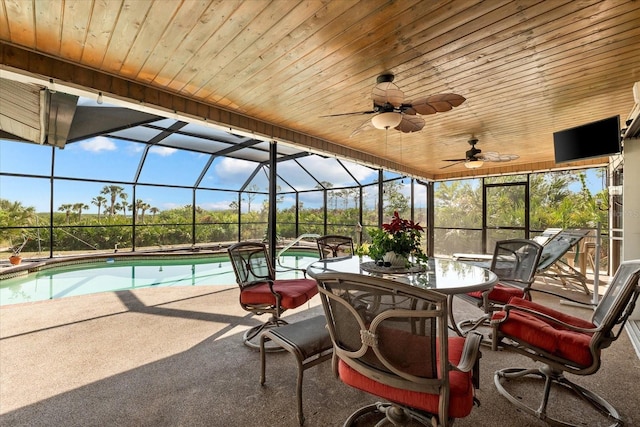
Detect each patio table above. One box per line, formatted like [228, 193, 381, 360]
[307, 255, 497, 296]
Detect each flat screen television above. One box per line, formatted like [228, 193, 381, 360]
[553, 115, 621, 164]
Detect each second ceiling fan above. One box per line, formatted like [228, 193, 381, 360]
[441, 137, 519, 169]
[323, 74, 466, 135]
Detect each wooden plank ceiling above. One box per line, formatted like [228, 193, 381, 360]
[1, 0, 639, 180]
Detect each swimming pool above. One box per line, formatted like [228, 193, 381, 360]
[0, 253, 319, 306]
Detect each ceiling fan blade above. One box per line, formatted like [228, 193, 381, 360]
[443, 158, 467, 162]
[395, 115, 425, 133]
[349, 118, 375, 137]
[408, 93, 466, 115]
[320, 110, 376, 118]
[440, 161, 464, 169]
[372, 81, 404, 107]
[480, 152, 520, 162]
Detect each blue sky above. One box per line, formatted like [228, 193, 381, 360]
[0, 136, 391, 213]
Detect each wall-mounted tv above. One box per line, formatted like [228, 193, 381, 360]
[553, 115, 621, 164]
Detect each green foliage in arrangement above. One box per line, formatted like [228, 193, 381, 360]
[367, 211, 428, 265]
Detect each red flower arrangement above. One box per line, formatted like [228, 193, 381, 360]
[368, 211, 428, 264]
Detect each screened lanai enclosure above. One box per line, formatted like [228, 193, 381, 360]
[1, 91, 614, 273]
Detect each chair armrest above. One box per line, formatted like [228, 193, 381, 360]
[453, 331, 483, 373]
[453, 331, 483, 389]
[495, 302, 598, 334]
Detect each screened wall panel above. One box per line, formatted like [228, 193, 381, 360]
[0, 175, 51, 257]
[433, 229, 483, 256]
[298, 191, 324, 236]
[434, 179, 482, 229]
[0, 140, 51, 175]
[194, 189, 238, 245]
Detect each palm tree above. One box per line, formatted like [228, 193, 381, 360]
[0, 199, 34, 226]
[73, 203, 89, 221]
[134, 199, 151, 223]
[58, 204, 73, 224]
[91, 196, 107, 221]
[140, 202, 150, 223]
[120, 192, 129, 217]
[149, 207, 160, 220]
[0, 199, 35, 245]
[100, 185, 125, 216]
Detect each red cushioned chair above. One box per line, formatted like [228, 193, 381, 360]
[315, 272, 482, 427]
[450, 239, 543, 337]
[316, 234, 354, 259]
[227, 241, 318, 349]
[491, 259, 640, 426]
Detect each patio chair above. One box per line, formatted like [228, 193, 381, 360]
[451, 227, 559, 264]
[455, 229, 592, 296]
[315, 271, 483, 427]
[316, 235, 354, 259]
[227, 241, 318, 349]
[535, 228, 592, 294]
[531, 227, 563, 246]
[491, 259, 640, 426]
[449, 239, 543, 337]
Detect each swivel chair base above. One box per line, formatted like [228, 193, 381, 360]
[343, 402, 436, 427]
[494, 365, 622, 427]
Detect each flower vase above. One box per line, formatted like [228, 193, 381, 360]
[9, 255, 22, 265]
[383, 251, 407, 267]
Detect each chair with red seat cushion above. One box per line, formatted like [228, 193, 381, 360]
[227, 241, 318, 349]
[450, 239, 543, 336]
[491, 260, 640, 426]
[315, 271, 483, 427]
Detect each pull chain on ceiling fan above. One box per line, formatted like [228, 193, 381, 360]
[321, 74, 466, 136]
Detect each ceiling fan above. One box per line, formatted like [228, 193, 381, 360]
[322, 74, 466, 135]
[441, 137, 519, 169]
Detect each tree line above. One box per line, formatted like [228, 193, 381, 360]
[1, 169, 607, 257]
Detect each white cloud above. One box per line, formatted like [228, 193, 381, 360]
[199, 200, 235, 211]
[78, 136, 116, 152]
[149, 146, 177, 156]
[214, 157, 258, 180]
[125, 142, 145, 154]
[345, 163, 377, 182]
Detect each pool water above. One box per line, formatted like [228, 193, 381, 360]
[0, 254, 318, 306]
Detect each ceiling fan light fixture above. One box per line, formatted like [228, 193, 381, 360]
[464, 159, 484, 169]
[371, 112, 402, 129]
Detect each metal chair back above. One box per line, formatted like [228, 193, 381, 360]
[316, 235, 354, 259]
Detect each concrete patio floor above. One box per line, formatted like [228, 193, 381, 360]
[1, 277, 638, 426]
